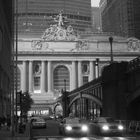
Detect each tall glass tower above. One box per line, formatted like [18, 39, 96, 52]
[17, 0, 92, 38]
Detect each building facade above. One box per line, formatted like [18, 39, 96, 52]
[17, 0, 92, 38]
[91, 7, 102, 32]
[15, 13, 140, 116]
[100, 0, 140, 39]
[0, 0, 14, 118]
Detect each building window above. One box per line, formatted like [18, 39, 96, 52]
[34, 63, 41, 75]
[33, 62, 41, 93]
[17, 67, 21, 91]
[83, 76, 88, 85]
[14, 67, 21, 92]
[53, 65, 70, 91]
[34, 76, 40, 91]
[82, 63, 89, 75]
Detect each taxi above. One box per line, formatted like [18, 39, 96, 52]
[60, 116, 89, 136]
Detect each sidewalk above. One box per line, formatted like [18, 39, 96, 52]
[0, 123, 30, 140]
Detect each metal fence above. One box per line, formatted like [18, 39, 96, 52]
[116, 120, 140, 135]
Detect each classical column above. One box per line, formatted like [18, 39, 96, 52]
[71, 61, 76, 90]
[21, 61, 27, 92]
[78, 61, 82, 87]
[29, 61, 33, 93]
[47, 61, 52, 93]
[89, 61, 95, 81]
[95, 58, 99, 78]
[41, 61, 46, 93]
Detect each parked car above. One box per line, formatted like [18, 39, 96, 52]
[59, 117, 89, 136]
[91, 117, 125, 136]
[31, 117, 46, 129]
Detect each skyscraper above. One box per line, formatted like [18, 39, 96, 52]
[17, 0, 92, 38]
[91, 7, 102, 32]
[100, 0, 140, 39]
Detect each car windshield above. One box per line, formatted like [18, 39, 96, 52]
[65, 117, 80, 124]
[32, 117, 44, 122]
[106, 118, 115, 123]
[36, 118, 44, 122]
[96, 117, 115, 123]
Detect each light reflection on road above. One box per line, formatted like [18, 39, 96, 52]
[46, 136, 137, 140]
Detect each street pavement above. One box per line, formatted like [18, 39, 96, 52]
[1, 119, 139, 140]
[0, 123, 30, 140]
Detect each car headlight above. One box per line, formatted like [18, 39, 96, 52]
[65, 125, 72, 131]
[81, 125, 88, 132]
[102, 125, 109, 131]
[118, 125, 124, 130]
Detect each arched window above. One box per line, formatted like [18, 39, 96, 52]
[53, 65, 70, 91]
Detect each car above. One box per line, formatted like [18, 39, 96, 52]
[59, 117, 89, 136]
[31, 117, 46, 129]
[91, 117, 125, 136]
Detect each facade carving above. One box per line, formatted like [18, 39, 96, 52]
[127, 37, 140, 51]
[71, 40, 89, 52]
[31, 12, 79, 51]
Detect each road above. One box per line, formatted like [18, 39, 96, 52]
[30, 119, 140, 140]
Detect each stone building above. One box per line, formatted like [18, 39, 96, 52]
[16, 13, 140, 116]
[100, 0, 140, 39]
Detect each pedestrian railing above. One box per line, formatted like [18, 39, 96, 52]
[116, 120, 140, 136]
[135, 121, 140, 133]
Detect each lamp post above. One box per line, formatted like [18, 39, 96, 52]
[80, 92, 82, 118]
[109, 36, 113, 63]
[63, 79, 67, 117]
[64, 79, 66, 92]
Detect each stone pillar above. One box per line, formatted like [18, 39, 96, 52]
[71, 61, 76, 90]
[95, 58, 99, 78]
[29, 61, 33, 93]
[89, 61, 95, 81]
[78, 61, 82, 87]
[41, 61, 46, 93]
[47, 61, 52, 93]
[21, 61, 27, 92]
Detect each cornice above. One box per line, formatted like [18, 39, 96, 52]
[16, 51, 140, 56]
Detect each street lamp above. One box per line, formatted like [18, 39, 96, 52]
[62, 79, 69, 117]
[109, 36, 113, 63]
[80, 92, 82, 118]
[64, 79, 66, 91]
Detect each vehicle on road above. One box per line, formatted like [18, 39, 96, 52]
[31, 117, 46, 129]
[59, 117, 89, 136]
[91, 117, 125, 136]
